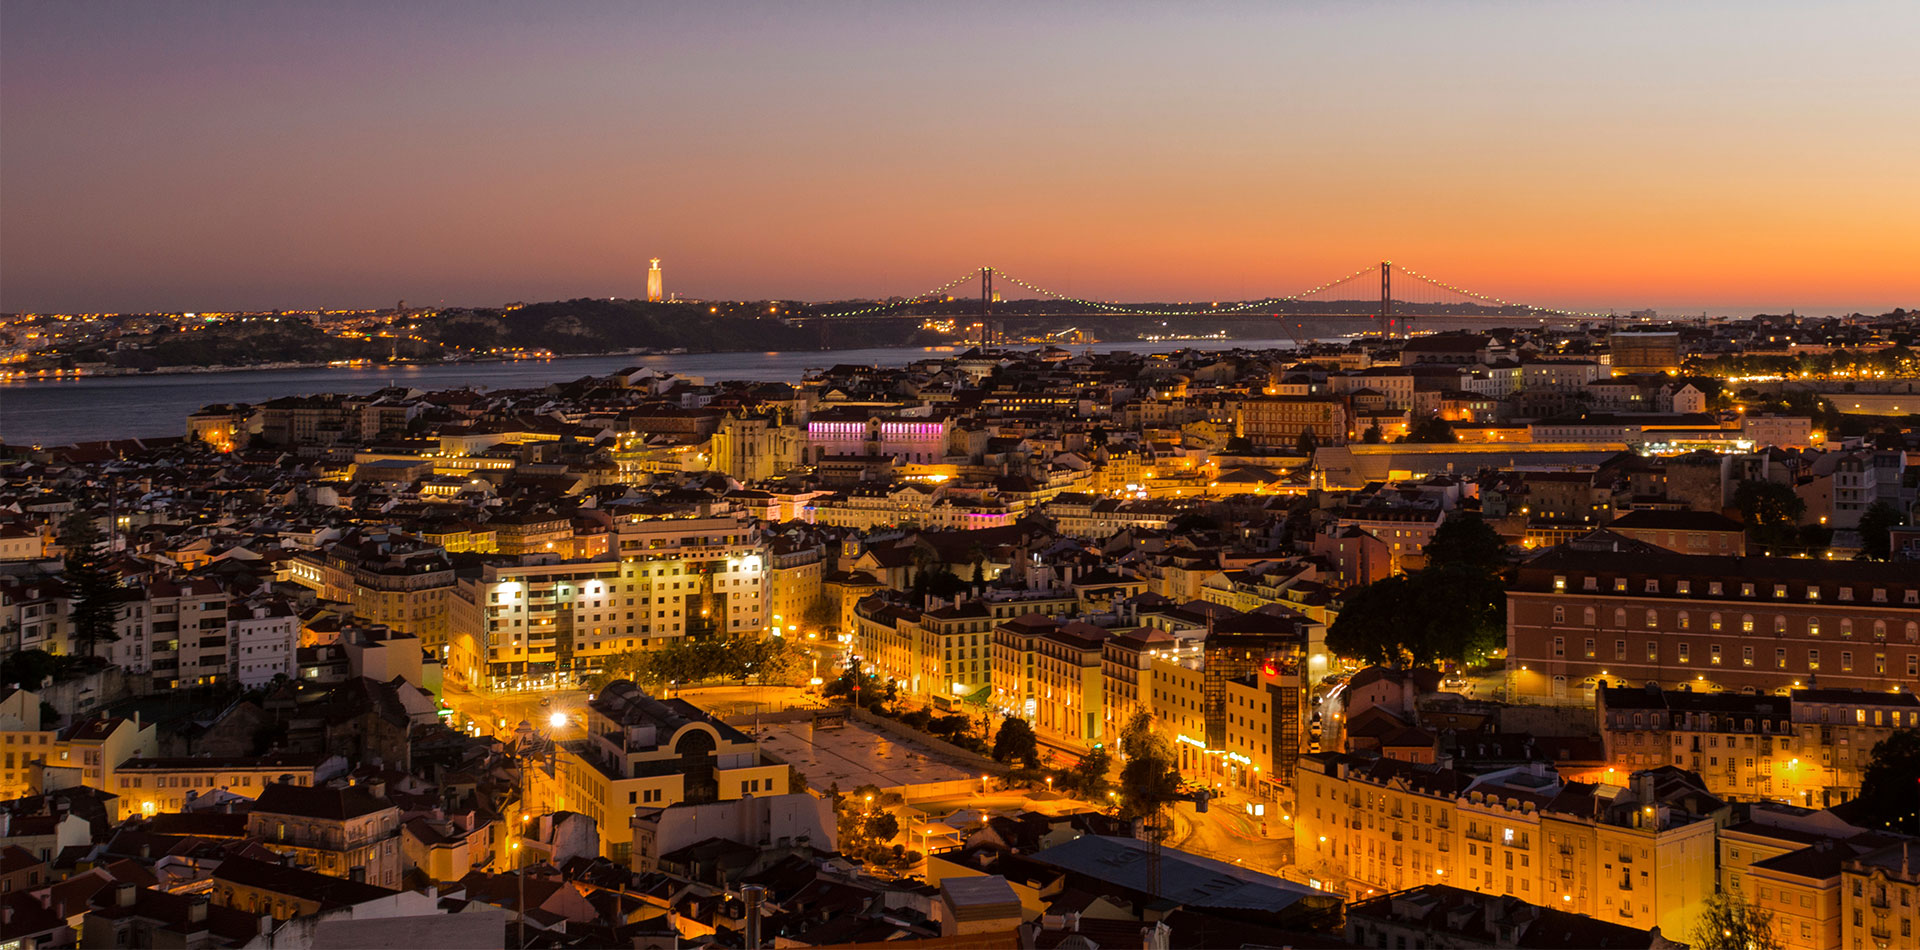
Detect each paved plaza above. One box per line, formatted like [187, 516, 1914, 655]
[754, 719, 979, 792]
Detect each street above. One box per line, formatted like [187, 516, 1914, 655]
[1164, 791, 1294, 875]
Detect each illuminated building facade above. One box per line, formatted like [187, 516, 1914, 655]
[1293, 754, 1718, 937]
[1507, 539, 1920, 704]
[556, 680, 787, 862]
[451, 517, 767, 691]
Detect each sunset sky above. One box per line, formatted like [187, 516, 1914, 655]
[3, 1, 1915, 315]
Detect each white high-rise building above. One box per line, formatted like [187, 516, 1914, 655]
[647, 258, 663, 302]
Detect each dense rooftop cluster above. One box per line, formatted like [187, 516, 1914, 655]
[0, 321, 1912, 948]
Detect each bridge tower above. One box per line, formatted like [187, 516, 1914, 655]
[980, 266, 994, 348]
[1379, 261, 1395, 338]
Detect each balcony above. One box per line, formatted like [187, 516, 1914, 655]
[1464, 828, 1493, 843]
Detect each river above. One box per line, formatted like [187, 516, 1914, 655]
[0, 337, 1307, 446]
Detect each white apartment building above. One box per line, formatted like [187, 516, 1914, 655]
[228, 600, 300, 688]
[452, 516, 769, 691]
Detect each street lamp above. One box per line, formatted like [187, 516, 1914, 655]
[511, 840, 525, 948]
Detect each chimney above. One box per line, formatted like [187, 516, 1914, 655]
[187, 896, 209, 925]
[115, 882, 137, 909]
[742, 884, 764, 950]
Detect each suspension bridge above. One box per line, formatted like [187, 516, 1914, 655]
[788, 261, 1629, 345]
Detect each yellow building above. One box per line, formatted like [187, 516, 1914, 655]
[1749, 840, 1847, 950]
[491, 511, 578, 557]
[823, 570, 885, 641]
[114, 754, 341, 815]
[767, 540, 827, 637]
[1029, 622, 1107, 749]
[1293, 753, 1722, 937]
[555, 680, 788, 863]
[0, 688, 53, 800]
[1841, 843, 1920, 950]
[1598, 686, 1920, 809]
[855, 597, 996, 705]
[61, 717, 158, 807]
[247, 779, 405, 890]
[1150, 655, 1209, 774]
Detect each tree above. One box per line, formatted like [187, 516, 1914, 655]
[0, 649, 60, 689]
[1116, 711, 1181, 827]
[1688, 891, 1783, 950]
[1223, 435, 1253, 454]
[825, 658, 883, 707]
[864, 811, 901, 843]
[1362, 422, 1383, 444]
[1733, 479, 1806, 553]
[1294, 429, 1319, 456]
[1424, 513, 1508, 572]
[993, 716, 1041, 770]
[1071, 746, 1113, 800]
[1399, 416, 1457, 444]
[1326, 568, 1506, 669]
[1857, 730, 1920, 835]
[58, 513, 119, 659]
[800, 598, 835, 633]
[1857, 501, 1909, 561]
[1326, 575, 1421, 667]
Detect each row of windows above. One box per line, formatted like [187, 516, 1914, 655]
[1552, 605, 1918, 641]
[1552, 574, 1918, 604]
[1555, 634, 1914, 676]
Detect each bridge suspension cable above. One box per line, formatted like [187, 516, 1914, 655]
[1391, 264, 1612, 320]
[989, 263, 1380, 316]
[810, 262, 1616, 322]
[815, 270, 984, 317]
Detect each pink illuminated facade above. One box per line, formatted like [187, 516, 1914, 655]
[806, 416, 950, 464]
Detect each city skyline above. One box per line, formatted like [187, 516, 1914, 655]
[4, 1, 1917, 315]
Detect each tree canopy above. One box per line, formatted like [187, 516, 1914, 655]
[1069, 746, 1114, 800]
[1857, 730, 1920, 835]
[584, 632, 806, 693]
[1688, 891, 1783, 950]
[992, 716, 1042, 770]
[58, 514, 119, 658]
[1116, 711, 1181, 826]
[1398, 416, 1458, 444]
[1857, 501, 1909, 561]
[1325, 514, 1509, 668]
[1424, 512, 1508, 571]
[1733, 479, 1807, 552]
